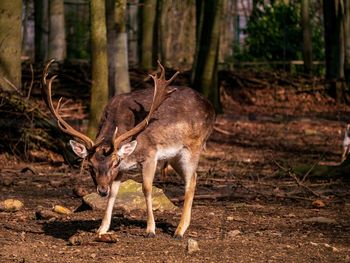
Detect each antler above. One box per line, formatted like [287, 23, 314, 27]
[42, 59, 95, 149]
[113, 61, 179, 152]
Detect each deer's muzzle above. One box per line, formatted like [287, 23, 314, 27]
[97, 185, 110, 197]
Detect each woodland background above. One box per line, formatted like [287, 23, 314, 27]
[0, 1, 350, 262]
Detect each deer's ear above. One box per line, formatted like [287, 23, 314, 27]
[117, 141, 137, 159]
[69, 140, 88, 158]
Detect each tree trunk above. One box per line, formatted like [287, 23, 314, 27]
[127, 1, 139, 65]
[192, 0, 224, 112]
[48, 0, 66, 61]
[343, 0, 350, 90]
[107, 0, 131, 96]
[0, 0, 22, 91]
[157, 0, 196, 69]
[139, 0, 157, 70]
[34, 0, 49, 63]
[301, 0, 312, 74]
[323, 0, 344, 102]
[88, 0, 109, 138]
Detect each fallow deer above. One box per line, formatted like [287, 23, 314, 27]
[42, 59, 215, 238]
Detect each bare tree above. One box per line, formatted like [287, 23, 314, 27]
[343, 0, 350, 89]
[301, 0, 312, 74]
[192, 0, 224, 111]
[88, 0, 109, 138]
[34, 0, 49, 63]
[323, 0, 345, 102]
[158, 0, 196, 69]
[48, 0, 66, 61]
[139, 0, 157, 70]
[0, 0, 22, 91]
[106, 0, 131, 96]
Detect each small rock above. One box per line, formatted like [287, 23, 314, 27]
[310, 242, 318, 246]
[73, 187, 89, 197]
[228, 230, 241, 238]
[0, 199, 24, 212]
[226, 216, 234, 221]
[83, 179, 177, 212]
[36, 209, 59, 220]
[95, 233, 118, 243]
[53, 205, 72, 215]
[312, 199, 326, 208]
[324, 243, 339, 252]
[69, 234, 84, 246]
[187, 238, 200, 254]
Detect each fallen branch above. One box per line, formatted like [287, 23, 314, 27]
[273, 159, 323, 198]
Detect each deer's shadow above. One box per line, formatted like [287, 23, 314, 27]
[41, 215, 175, 241]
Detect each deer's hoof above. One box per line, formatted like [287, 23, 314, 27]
[145, 232, 155, 238]
[173, 233, 183, 240]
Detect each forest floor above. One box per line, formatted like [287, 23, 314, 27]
[1, 69, 350, 262]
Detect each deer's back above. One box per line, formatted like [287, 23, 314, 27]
[97, 86, 215, 153]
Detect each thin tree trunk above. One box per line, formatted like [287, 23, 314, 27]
[127, 0, 139, 65]
[88, 0, 109, 138]
[157, 0, 195, 69]
[0, 0, 22, 91]
[140, 0, 157, 70]
[48, 0, 66, 61]
[192, 0, 224, 112]
[301, 0, 312, 74]
[323, 0, 344, 102]
[34, 0, 49, 63]
[107, 0, 131, 96]
[343, 0, 350, 91]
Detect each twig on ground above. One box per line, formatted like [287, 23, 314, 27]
[273, 159, 323, 198]
[213, 126, 234, 136]
[301, 153, 325, 183]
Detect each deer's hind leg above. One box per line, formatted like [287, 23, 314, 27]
[170, 151, 199, 238]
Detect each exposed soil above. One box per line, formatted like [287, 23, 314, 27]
[1, 73, 350, 262]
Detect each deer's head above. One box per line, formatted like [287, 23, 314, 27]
[42, 59, 178, 197]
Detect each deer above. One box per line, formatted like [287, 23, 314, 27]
[42, 59, 215, 239]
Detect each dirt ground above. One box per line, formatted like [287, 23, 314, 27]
[1, 77, 350, 262]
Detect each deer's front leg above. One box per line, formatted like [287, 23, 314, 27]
[142, 159, 157, 237]
[97, 180, 121, 235]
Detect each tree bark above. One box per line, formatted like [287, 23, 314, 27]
[343, 0, 350, 90]
[323, 0, 344, 102]
[139, 0, 157, 70]
[107, 0, 131, 96]
[157, 0, 196, 69]
[88, 0, 109, 138]
[34, 0, 49, 63]
[48, 0, 66, 61]
[0, 0, 22, 91]
[192, 0, 224, 112]
[301, 0, 312, 74]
